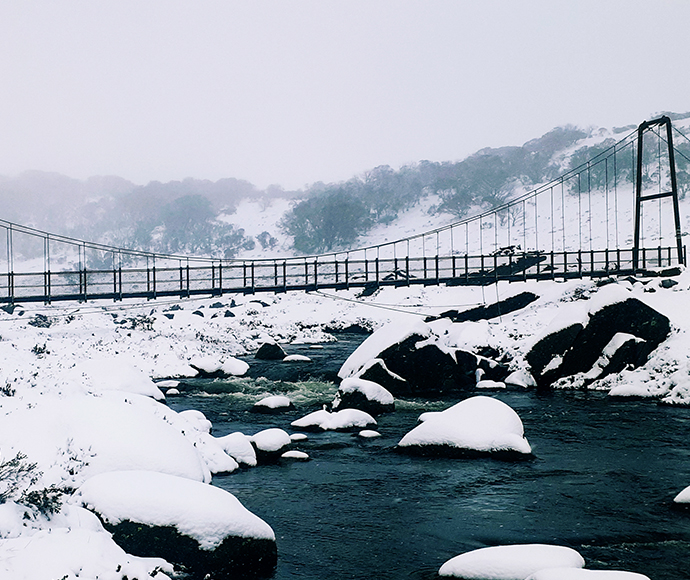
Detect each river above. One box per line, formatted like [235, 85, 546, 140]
[167, 335, 690, 579]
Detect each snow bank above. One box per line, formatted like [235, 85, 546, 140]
[291, 408, 377, 431]
[63, 357, 165, 400]
[398, 396, 531, 455]
[76, 470, 275, 548]
[439, 543, 584, 578]
[0, 526, 173, 580]
[0, 391, 212, 486]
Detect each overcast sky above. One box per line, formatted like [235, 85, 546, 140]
[0, 1, 688, 190]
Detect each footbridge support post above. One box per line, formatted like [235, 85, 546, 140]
[633, 115, 684, 270]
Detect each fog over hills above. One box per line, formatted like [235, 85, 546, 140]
[3, 112, 690, 260]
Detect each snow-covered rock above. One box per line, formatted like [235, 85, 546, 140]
[215, 432, 258, 467]
[527, 296, 670, 388]
[255, 342, 287, 360]
[476, 379, 506, 389]
[189, 355, 249, 377]
[76, 470, 276, 579]
[332, 377, 395, 415]
[397, 396, 532, 458]
[291, 408, 377, 432]
[439, 543, 585, 578]
[527, 569, 650, 579]
[250, 428, 292, 463]
[283, 354, 312, 362]
[281, 450, 309, 461]
[251, 395, 294, 414]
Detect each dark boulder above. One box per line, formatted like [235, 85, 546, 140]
[558, 298, 669, 378]
[332, 379, 395, 415]
[526, 322, 584, 383]
[105, 520, 277, 580]
[476, 355, 510, 382]
[357, 359, 409, 394]
[528, 297, 670, 387]
[431, 292, 539, 323]
[371, 334, 478, 395]
[255, 342, 287, 360]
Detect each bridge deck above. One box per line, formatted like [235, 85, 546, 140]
[0, 246, 682, 304]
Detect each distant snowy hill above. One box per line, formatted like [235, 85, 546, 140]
[3, 112, 690, 261]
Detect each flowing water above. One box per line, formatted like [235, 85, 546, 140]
[167, 335, 690, 579]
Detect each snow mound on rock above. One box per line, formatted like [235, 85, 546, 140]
[250, 428, 292, 452]
[439, 543, 584, 578]
[398, 396, 531, 455]
[215, 432, 257, 467]
[338, 377, 394, 404]
[254, 395, 292, 409]
[291, 408, 377, 431]
[527, 569, 650, 579]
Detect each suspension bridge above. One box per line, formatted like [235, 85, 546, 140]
[0, 116, 688, 305]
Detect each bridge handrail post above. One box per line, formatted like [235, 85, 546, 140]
[44, 270, 51, 304]
[452, 255, 456, 278]
[345, 257, 349, 289]
[283, 261, 287, 292]
[465, 254, 469, 283]
[82, 266, 87, 302]
[219, 261, 223, 296]
[436, 255, 440, 283]
[375, 257, 379, 284]
[152, 263, 157, 300]
[186, 262, 190, 297]
[551, 251, 555, 280]
[563, 251, 567, 278]
[578, 249, 582, 278]
[522, 251, 527, 282]
[118, 265, 123, 301]
[494, 253, 498, 283]
[313, 259, 318, 290]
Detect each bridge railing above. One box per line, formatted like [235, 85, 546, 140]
[0, 245, 681, 304]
